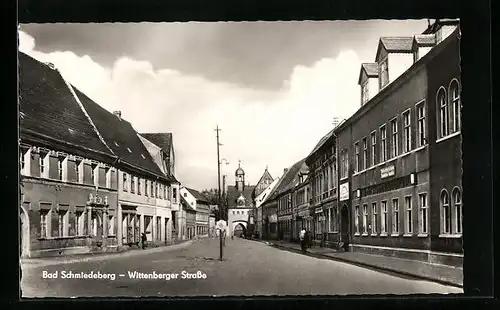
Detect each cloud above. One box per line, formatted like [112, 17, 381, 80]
[19, 30, 362, 190]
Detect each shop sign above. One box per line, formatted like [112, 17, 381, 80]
[381, 165, 395, 179]
[88, 193, 108, 206]
[339, 182, 349, 201]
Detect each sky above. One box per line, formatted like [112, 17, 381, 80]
[19, 20, 428, 190]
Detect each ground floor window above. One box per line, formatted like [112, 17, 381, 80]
[453, 188, 462, 234]
[354, 206, 360, 234]
[156, 217, 162, 241]
[441, 190, 451, 234]
[392, 199, 399, 234]
[40, 210, 49, 238]
[108, 215, 115, 236]
[362, 205, 368, 234]
[75, 211, 84, 236]
[419, 193, 428, 234]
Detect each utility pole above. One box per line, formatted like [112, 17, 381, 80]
[214, 125, 223, 260]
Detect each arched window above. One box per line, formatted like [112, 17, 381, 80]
[437, 88, 449, 138]
[449, 80, 461, 133]
[453, 188, 462, 234]
[441, 190, 451, 234]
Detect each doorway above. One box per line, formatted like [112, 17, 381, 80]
[20, 207, 30, 258]
[340, 204, 350, 244]
[164, 218, 169, 245]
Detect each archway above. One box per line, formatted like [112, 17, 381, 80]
[340, 204, 350, 244]
[233, 223, 247, 238]
[19, 206, 30, 258]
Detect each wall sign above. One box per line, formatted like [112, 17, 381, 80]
[88, 193, 108, 206]
[339, 182, 349, 201]
[381, 165, 395, 179]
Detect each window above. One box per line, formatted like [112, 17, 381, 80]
[20, 150, 25, 173]
[138, 178, 142, 195]
[354, 142, 360, 173]
[441, 190, 451, 234]
[417, 101, 426, 147]
[131, 176, 135, 194]
[75, 211, 83, 235]
[75, 160, 81, 182]
[328, 208, 334, 232]
[123, 173, 128, 191]
[159, 184, 163, 199]
[379, 57, 389, 89]
[392, 199, 399, 234]
[402, 110, 411, 153]
[58, 158, 64, 180]
[449, 80, 461, 133]
[39, 153, 45, 176]
[371, 203, 377, 234]
[355, 206, 360, 234]
[40, 210, 48, 238]
[381, 201, 388, 234]
[370, 131, 377, 166]
[453, 188, 462, 234]
[362, 81, 369, 104]
[155, 183, 159, 198]
[156, 217, 161, 241]
[380, 125, 387, 162]
[151, 182, 155, 198]
[145, 180, 149, 196]
[419, 193, 428, 234]
[362, 204, 368, 234]
[91, 164, 96, 185]
[405, 196, 413, 234]
[391, 118, 398, 158]
[438, 88, 449, 138]
[164, 186, 167, 199]
[108, 216, 115, 235]
[362, 137, 367, 170]
[58, 212, 65, 237]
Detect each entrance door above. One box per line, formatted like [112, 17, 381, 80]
[164, 219, 168, 245]
[340, 204, 350, 244]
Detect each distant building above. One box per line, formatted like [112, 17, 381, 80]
[180, 195, 196, 239]
[226, 162, 255, 237]
[179, 187, 211, 237]
[254, 176, 281, 239]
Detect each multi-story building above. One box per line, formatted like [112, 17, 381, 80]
[276, 160, 308, 241]
[292, 169, 310, 241]
[179, 187, 211, 237]
[180, 195, 196, 239]
[139, 133, 181, 241]
[73, 89, 176, 249]
[334, 19, 461, 266]
[254, 177, 281, 239]
[260, 174, 285, 240]
[306, 129, 338, 246]
[19, 52, 119, 258]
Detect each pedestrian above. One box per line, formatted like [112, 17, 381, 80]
[141, 232, 147, 250]
[305, 230, 312, 248]
[299, 228, 306, 252]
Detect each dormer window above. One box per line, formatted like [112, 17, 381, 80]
[361, 81, 369, 105]
[379, 57, 389, 89]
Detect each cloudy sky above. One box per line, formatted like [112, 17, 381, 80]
[19, 20, 428, 190]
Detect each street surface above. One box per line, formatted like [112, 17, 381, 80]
[21, 238, 462, 297]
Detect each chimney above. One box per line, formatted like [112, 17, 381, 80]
[283, 168, 289, 175]
[113, 110, 122, 120]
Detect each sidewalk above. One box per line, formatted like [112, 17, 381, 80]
[262, 240, 463, 288]
[20, 240, 193, 268]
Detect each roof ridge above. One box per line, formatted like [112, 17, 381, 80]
[59, 74, 116, 157]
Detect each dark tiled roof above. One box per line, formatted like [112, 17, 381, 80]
[307, 128, 335, 162]
[18, 52, 114, 159]
[227, 185, 255, 208]
[413, 34, 436, 47]
[72, 87, 168, 179]
[380, 37, 414, 52]
[185, 188, 211, 204]
[140, 133, 172, 155]
[274, 159, 308, 196]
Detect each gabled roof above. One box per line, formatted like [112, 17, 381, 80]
[72, 87, 170, 180]
[422, 19, 460, 35]
[358, 63, 379, 85]
[185, 187, 211, 204]
[180, 195, 196, 212]
[256, 176, 281, 207]
[227, 185, 255, 208]
[375, 37, 414, 61]
[306, 128, 335, 163]
[274, 159, 308, 196]
[140, 133, 172, 155]
[413, 34, 436, 48]
[18, 52, 115, 161]
[252, 167, 274, 199]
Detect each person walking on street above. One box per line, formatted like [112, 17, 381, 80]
[141, 232, 147, 250]
[299, 228, 307, 252]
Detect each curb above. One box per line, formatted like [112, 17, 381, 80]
[270, 243, 463, 289]
[21, 240, 194, 268]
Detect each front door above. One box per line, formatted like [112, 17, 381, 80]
[340, 204, 350, 244]
[164, 219, 168, 245]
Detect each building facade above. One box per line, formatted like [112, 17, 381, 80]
[333, 19, 461, 265]
[292, 170, 310, 241]
[180, 195, 196, 239]
[305, 129, 339, 246]
[19, 52, 120, 258]
[179, 187, 211, 238]
[226, 162, 255, 237]
[254, 176, 281, 239]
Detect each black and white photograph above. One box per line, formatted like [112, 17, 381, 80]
[18, 19, 464, 297]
